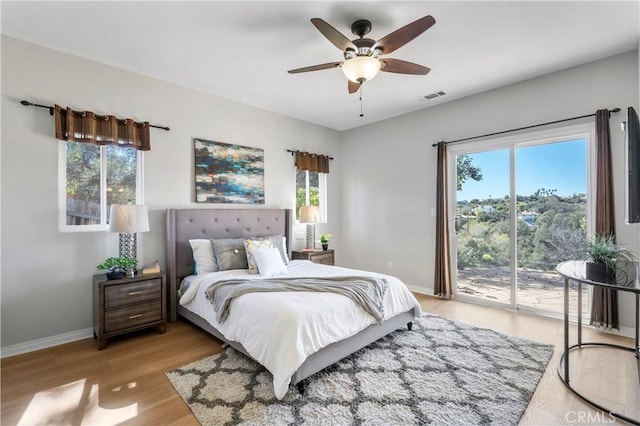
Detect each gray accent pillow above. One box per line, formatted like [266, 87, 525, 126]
[211, 238, 249, 271]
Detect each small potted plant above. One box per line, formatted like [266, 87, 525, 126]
[585, 234, 636, 283]
[97, 257, 138, 280]
[320, 233, 332, 251]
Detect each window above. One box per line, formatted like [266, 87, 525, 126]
[295, 169, 327, 221]
[59, 141, 143, 231]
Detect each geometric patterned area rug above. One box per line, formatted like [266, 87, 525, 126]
[166, 314, 554, 425]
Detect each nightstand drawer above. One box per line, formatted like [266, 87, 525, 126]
[310, 252, 334, 265]
[105, 279, 161, 308]
[292, 249, 335, 266]
[105, 301, 162, 333]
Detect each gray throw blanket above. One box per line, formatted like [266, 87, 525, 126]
[205, 276, 388, 323]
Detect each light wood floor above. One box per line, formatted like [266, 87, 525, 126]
[2, 294, 638, 425]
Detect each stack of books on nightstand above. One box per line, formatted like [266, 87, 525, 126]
[142, 260, 161, 274]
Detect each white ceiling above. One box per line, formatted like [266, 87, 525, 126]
[2, 1, 639, 131]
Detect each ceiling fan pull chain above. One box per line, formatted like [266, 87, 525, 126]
[359, 85, 364, 117]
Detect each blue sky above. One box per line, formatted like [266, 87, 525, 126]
[457, 139, 587, 201]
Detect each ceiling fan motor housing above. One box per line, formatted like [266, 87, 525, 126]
[345, 20, 379, 59]
[344, 39, 379, 61]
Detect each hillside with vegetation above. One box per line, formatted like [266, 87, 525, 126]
[455, 155, 586, 271]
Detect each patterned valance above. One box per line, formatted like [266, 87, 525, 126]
[54, 104, 150, 151]
[294, 151, 330, 173]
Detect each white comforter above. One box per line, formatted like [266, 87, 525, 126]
[179, 260, 422, 399]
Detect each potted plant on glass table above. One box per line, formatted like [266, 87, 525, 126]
[585, 234, 636, 284]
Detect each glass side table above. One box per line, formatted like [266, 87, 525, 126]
[556, 260, 639, 425]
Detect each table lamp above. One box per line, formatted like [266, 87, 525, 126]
[109, 204, 150, 261]
[299, 205, 320, 251]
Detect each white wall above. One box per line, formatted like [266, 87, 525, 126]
[2, 34, 639, 351]
[0, 36, 342, 349]
[340, 50, 640, 330]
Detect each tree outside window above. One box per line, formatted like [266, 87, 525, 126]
[63, 141, 139, 229]
[296, 169, 324, 221]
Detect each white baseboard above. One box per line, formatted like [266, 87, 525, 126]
[404, 285, 636, 339]
[1, 327, 94, 358]
[599, 325, 635, 339]
[405, 283, 434, 296]
[1, 297, 634, 359]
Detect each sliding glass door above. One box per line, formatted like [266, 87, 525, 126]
[515, 141, 589, 315]
[455, 149, 511, 305]
[449, 125, 593, 317]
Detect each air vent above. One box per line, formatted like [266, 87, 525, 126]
[424, 91, 446, 100]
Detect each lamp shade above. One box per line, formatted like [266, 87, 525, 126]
[342, 56, 381, 83]
[109, 204, 150, 233]
[299, 205, 320, 224]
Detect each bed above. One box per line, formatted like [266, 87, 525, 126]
[165, 208, 421, 399]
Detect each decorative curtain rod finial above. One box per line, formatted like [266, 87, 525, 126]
[21, 99, 54, 115]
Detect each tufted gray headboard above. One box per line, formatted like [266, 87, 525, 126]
[165, 208, 292, 321]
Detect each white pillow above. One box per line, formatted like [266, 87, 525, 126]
[253, 247, 288, 277]
[261, 234, 289, 264]
[244, 238, 273, 274]
[189, 239, 218, 274]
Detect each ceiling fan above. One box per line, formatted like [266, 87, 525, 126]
[288, 15, 436, 94]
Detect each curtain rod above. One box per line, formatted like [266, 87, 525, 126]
[20, 100, 171, 131]
[432, 108, 621, 147]
[286, 149, 334, 160]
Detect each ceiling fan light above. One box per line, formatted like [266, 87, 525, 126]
[342, 56, 381, 83]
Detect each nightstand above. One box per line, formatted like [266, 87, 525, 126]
[291, 249, 335, 265]
[93, 271, 166, 350]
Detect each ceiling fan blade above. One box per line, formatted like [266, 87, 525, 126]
[348, 80, 360, 94]
[373, 15, 436, 55]
[288, 62, 342, 74]
[311, 18, 358, 52]
[380, 58, 431, 75]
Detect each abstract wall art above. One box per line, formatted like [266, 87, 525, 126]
[194, 138, 265, 204]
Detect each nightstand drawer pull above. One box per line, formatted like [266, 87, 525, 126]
[128, 291, 143, 296]
[128, 314, 143, 320]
